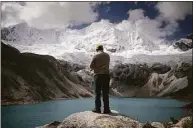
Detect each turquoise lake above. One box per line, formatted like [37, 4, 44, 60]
[1, 97, 190, 128]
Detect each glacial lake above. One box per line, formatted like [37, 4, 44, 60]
[1, 97, 190, 128]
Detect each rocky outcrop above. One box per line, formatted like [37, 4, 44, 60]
[172, 33, 193, 51]
[111, 63, 171, 87]
[57, 60, 192, 100]
[110, 62, 192, 99]
[160, 62, 193, 101]
[173, 36, 193, 51]
[37, 111, 143, 128]
[1, 42, 93, 105]
[58, 60, 85, 72]
[37, 111, 192, 128]
[60, 111, 143, 128]
[111, 64, 150, 87]
[173, 116, 193, 128]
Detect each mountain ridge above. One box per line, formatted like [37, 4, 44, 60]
[1, 40, 192, 105]
[1, 21, 192, 67]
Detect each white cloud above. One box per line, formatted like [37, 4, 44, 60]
[128, 9, 145, 22]
[127, 2, 192, 42]
[127, 9, 168, 41]
[1, 1, 191, 42]
[156, 2, 192, 22]
[136, 18, 164, 40]
[1, 2, 23, 27]
[1, 2, 103, 29]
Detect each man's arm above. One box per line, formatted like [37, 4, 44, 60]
[90, 56, 96, 70]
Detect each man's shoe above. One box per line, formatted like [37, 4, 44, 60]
[92, 108, 101, 113]
[103, 110, 111, 114]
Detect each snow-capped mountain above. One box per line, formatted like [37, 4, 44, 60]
[1, 21, 192, 103]
[1, 20, 192, 66]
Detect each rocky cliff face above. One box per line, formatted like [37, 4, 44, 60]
[173, 33, 193, 51]
[173, 38, 192, 51]
[109, 62, 192, 100]
[1, 36, 192, 105]
[1, 42, 93, 105]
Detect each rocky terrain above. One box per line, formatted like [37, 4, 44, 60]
[173, 33, 193, 51]
[36, 111, 193, 128]
[1, 42, 93, 105]
[1, 23, 192, 105]
[109, 62, 192, 99]
[1, 38, 193, 105]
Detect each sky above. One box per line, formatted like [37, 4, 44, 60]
[1, 1, 192, 41]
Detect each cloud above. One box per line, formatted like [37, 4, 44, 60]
[128, 9, 145, 22]
[1, 2, 104, 29]
[155, 2, 192, 38]
[127, 9, 166, 41]
[1, 1, 191, 42]
[136, 18, 164, 40]
[127, 2, 192, 42]
[1, 2, 23, 27]
[156, 2, 192, 22]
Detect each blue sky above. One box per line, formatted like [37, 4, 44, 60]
[97, 2, 158, 22]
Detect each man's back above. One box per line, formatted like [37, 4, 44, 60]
[90, 51, 110, 74]
[90, 44, 111, 114]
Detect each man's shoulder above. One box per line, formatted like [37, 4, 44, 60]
[104, 52, 110, 57]
[97, 52, 109, 56]
[95, 52, 110, 59]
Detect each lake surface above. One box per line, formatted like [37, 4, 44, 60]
[1, 98, 190, 128]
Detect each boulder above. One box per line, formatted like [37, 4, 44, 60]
[36, 112, 192, 128]
[58, 111, 143, 128]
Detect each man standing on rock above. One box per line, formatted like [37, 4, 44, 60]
[90, 44, 111, 114]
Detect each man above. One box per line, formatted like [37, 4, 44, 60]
[90, 44, 111, 114]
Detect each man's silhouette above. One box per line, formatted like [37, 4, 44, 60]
[90, 44, 111, 114]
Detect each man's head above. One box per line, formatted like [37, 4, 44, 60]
[96, 44, 103, 52]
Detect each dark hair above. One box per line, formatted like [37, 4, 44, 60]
[96, 45, 103, 51]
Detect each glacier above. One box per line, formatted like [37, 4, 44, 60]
[2, 20, 192, 67]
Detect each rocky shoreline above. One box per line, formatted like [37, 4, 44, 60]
[2, 95, 191, 107]
[36, 111, 193, 128]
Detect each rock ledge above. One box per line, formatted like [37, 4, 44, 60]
[37, 111, 143, 128]
[37, 111, 192, 128]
